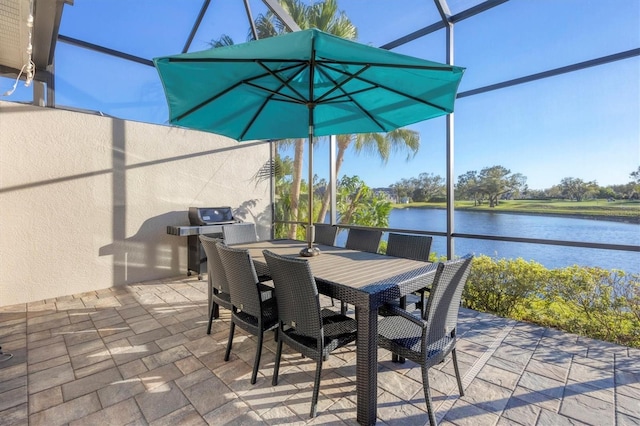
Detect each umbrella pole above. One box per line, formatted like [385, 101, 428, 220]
[300, 106, 320, 257]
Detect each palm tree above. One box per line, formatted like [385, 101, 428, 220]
[316, 128, 419, 223]
[336, 175, 392, 227]
[254, 0, 357, 238]
[211, 0, 421, 236]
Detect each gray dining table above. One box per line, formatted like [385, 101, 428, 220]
[231, 239, 438, 425]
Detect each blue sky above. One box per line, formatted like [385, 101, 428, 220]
[2, 0, 638, 190]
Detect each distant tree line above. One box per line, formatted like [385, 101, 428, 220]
[389, 165, 640, 205]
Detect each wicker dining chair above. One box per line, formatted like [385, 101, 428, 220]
[387, 232, 432, 261]
[222, 222, 258, 245]
[263, 250, 357, 418]
[381, 233, 434, 362]
[216, 243, 278, 384]
[383, 233, 433, 312]
[345, 228, 383, 253]
[377, 255, 473, 426]
[312, 223, 338, 246]
[341, 228, 384, 313]
[199, 235, 232, 335]
[223, 222, 272, 281]
[312, 223, 340, 306]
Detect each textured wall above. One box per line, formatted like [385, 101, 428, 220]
[0, 101, 272, 306]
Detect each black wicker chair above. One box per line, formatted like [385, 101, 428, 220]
[263, 250, 357, 418]
[381, 233, 434, 362]
[216, 243, 278, 384]
[341, 228, 384, 313]
[199, 235, 232, 335]
[313, 223, 338, 246]
[387, 232, 432, 261]
[345, 228, 383, 253]
[222, 222, 258, 245]
[223, 222, 272, 281]
[377, 255, 473, 426]
[382, 233, 433, 312]
[313, 223, 339, 306]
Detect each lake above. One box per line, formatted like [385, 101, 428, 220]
[336, 209, 640, 274]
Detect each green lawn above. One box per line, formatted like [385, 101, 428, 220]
[392, 199, 640, 223]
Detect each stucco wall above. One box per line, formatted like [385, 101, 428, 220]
[0, 101, 272, 306]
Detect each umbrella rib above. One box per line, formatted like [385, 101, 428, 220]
[174, 61, 307, 123]
[322, 63, 452, 113]
[166, 57, 455, 72]
[166, 57, 308, 64]
[239, 95, 271, 140]
[342, 96, 387, 132]
[239, 61, 309, 103]
[169, 62, 455, 123]
[175, 80, 245, 122]
[312, 64, 387, 132]
[316, 59, 456, 72]
[238, 62, 311, 140]
[320, 86, 378, 103]
[314, 64, 371, 104]
[243, 80, 307, 104]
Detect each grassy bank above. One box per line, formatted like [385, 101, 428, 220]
[392, 199, 640, 224]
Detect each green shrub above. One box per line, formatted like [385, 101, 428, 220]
[542, 267, 640, 346]
[463, 255, 548, 317]
[462, 256, 640, 348]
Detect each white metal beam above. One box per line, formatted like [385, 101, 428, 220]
[261, 0, 301, 32]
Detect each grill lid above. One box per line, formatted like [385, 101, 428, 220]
[188, 207, 236, 226]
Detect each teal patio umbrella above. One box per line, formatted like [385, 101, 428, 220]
[154, 29, 464, 256]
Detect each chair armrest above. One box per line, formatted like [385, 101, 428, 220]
[379, 304, 426, 329]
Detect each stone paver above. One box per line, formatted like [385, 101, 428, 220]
[28, 386, 63, 414]
[68, 398, 144, 426]
[0, 276, 635, 425]
[135, 381, 190, 422]
[559, 391, 614, 425]
[27, 363, 75, 395]
[28, 393, 101, 426]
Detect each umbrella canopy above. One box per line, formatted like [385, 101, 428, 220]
[154, 28, 464, 255]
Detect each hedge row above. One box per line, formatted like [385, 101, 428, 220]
[462, 255, 640, 348]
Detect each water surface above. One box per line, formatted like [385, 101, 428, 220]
[337, 208, 640, 274]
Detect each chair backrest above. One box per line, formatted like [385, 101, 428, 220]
[345, 228, 383, 253]
[386, 233, 432, 262]
[423, 255, 473, 344]
[262, 250, 322, 340]
[313, 224, 338, 246]
[199, 235, 229, 293]
[222, 222, 257, 245]
[216, 242, 262, 318]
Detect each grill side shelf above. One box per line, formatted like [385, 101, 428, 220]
[167, 225, 225, 236]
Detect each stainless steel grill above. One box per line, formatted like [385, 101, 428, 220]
[167, 207, 240, 279]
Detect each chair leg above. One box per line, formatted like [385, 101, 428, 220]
[251, 331, 264, 385]
[224, 322, 235, 361]
[340, 301, 347, 315]
[272, 338, 283, 386]
[310, 358, 323, 418]
[451, 348, 464, 396]
[206, 302, 218, 335]
[208, 291, 213, 319]
[422, 366, 437, 426]
[392, 297, 407, 364]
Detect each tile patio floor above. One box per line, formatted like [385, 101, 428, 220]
[1, 275, 638, 426]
